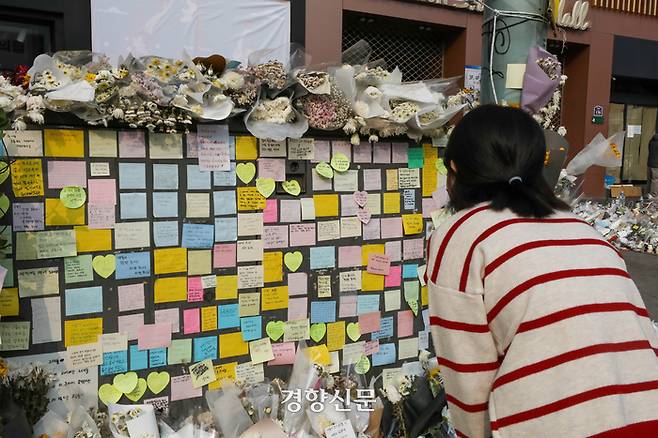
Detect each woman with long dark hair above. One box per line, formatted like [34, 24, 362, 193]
[426, 105, 658, 437]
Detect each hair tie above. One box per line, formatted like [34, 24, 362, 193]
[508, 176, 523, 185]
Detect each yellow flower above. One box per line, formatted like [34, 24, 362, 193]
[85, 72, 97, 83]
[149, 58, 162, 67]
[0, 358, 8, 378]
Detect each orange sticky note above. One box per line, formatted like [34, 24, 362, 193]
[215, 275, 238, 300]
[44, 129, 85, 157]
[154, 276, 187, 303]
[313, 194, 339, 217]
[263, 251, 283, 283]
[201, 306, 218, 332]
[236, 136, 258, 160]
[261, 286, 288, 311]
[45, 198, 85, 226]
[219, 332, 249, 358]
[64, 317, 103, 347]
[154, 248, 188, 274]
[74, 226, 112, 252]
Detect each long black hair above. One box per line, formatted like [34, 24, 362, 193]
[444, 104, 570, 218]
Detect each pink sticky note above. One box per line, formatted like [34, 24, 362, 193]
[353, 143, 372, 163]
[88, 204, 115, 229]
[288, 297, 308, 321]
[183, 308, 200, 334]
[138, 322, 172, 350]
[391, 142, 408, 163]
[381, 217, 403, 239]
[268, 342, 297, 365]
[155, 308, 180, 333]
[312, 170, 332, 191]
[397, 310, 414, 338]
[340, 194, 359, 217]
[118, 283, 145, 312]
[289, 223, 315, 246]
[118, 313, 144, 341]
[338, 246, 362, 268]
[403, 238, 424, 261]
[288, 273, 308, 296]
[170, 375, 202, 401]
[332, 141, 351, 158]
[280, 200, 301, 223]
[373, 143, 391, 163]
[422, 198, 439, 218]
[263, 199, 278, 223]
[385, 241, 402, 262]
[312, 140, 331, 163]
[364, 340, 380, 355]
[359, 311, 381, 334]
[385, 266, 402, 288]
[367, 253, 391, 276]
[118, 131, 146, 158]
[187, 277, 203, 302]
[88, 179, 116, 205]
[263, 225, 289, 249]
[213, 243, 236, 268]
[363, 219, 381, 241]
[258, 158, 286, 181]
[339, 295, 357, 318]
[47, 161, 87, 188]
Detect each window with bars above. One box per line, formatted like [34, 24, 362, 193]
[342, 12, 444, 82]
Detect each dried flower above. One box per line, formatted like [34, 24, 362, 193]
[248, 60, 287, 89]
[250, 96, 295, 124]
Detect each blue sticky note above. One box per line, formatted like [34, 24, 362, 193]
[101, 350, 128, 375]
[153, 221, 179, 247]
[357, 295, 380, 315]
[149, 348, 167, 368]
[213, 162, 236, 186]
[310, 247, 335, 270]
[311, 301, 336, 323]
[407, 148, 424, 169]
[130, 345, 148, 371]
[153, 192, 178, 218]
[213, 191, 237, 216]
[182, 223, 214, 249]
[115, 251, 151, 280]
[119, 163, 146, 189]
[215, 217, 237, 242]
[193, 336, 218, 362]
[371, 316, 394, 340]
[240, 316, 262, 341]
[153, 164, 179, 189]
[402, 264, 418, 279]
[65, 286, 103, 316]
[187, 164, 211, 190]
[372, 343, 396, 366]
[120, 193, 147, 219]
[218, 304, 240, 329]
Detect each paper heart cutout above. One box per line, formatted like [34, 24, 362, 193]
[354, 354, 371, 375]
[330, 152, 350, 172]
[236, 162, 256, 184]
[266, 321, 285, 341]
[408, 299, 419, 316]
[256, 177, 275, 198]
[353, 191, 368, 207]
[60, 186, 86, 209]
[315, 162, 334, 179]
[92, 254, 116, 279]
[0, 162, 10, 185]
[282, 180, 301, 196]
[346, 322, 361, 342]
[98, 383, 122, 405]
[125, 378, 147, 402]
[284, 251, 303, 272]
[0, 194, 10, 219]
[310, 323, 326, 342]
[147, 371, 170, 395]
[113, 371, 138, 394]
[357, 208, 371, 224]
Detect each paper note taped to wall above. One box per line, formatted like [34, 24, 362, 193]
[505, 64, 527, 89]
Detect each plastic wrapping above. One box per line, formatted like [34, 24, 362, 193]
[108, 404, 159, 438]
[566, 131, 625, 176]
[244, 90, 308, 140]
[33, 410, 69, 438]
[67, 405, 101, 438]
[205, 383, 254, 437]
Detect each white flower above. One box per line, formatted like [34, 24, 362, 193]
[557, 126, 567, 136]
[26, 95, 44, 109]
[419, 349, 431, 363]
[364, 86, 382, 100]
[353, 100, 369, 118]
[112, 108, 125, 119]
[368, 134, 379, 143]
[12, 119, 27, 130]
[221, 71, 245, 90]
[350, 133, 360, 146]
[0, 96, 14, 111]
[171, 94, 188, 107]
[27, 111, 44, 124]
[384, 384, 402, 403]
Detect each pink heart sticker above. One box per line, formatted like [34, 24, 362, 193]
[353, 191, 368, 207]
[357, 208, 371, 224]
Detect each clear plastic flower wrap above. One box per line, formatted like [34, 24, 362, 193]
[33, 410, 70, 438]
[295, 68, 354, 131]
[205, 382, 254, 437]
[565, 131, 625, 177]
[108, 403, 159, 438]
[244, 90, 309, 140]
[67, 405, 101, 438]
[281, 341, 322, 435]
[157, 407, 219, 438]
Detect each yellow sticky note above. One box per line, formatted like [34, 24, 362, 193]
[45, 198, 85, 226]
[386, 168, 399, 191]
[219, 332, 249, 358]
[237, 187, 266, 211]
[421, 285, 428, 307]
[236, 136, 258, 160]
[44, 129, 85, 157]
[0, 288, 19, 316]
[154, 248, 188, 274]
[402, 214, 424, 235]
[208, 362, 237, 390]
[239, 292, 260, 317]
[188, 250, 211, 275]
[263, 251, 283, 283]
[362, 244, 385, 266]
[201, 306, 218, 332]
[305, 344, 331, 365]
[216, 275, 238, 300]
[313, 194, 339, 217]
[154, 276, 187, 303]
[423, 143, 437, 163]
[11, 158, 44, 197]
[74, 226, 112, 252]
[327, 321, 345, 352]
[249, 338, 275, 364]
[362, 271, 384, 291]
[422, 163, 438, 197]
[505, 63, 526, 89]
[383, 192, 400, 214]
[261, 285, 288, 311]
[64, 317, 103, 347]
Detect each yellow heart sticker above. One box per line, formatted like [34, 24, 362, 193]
[330, 153, 350, 172]
[147, 371, 170, 395]
[113, 371, 138, 394]
[256, 177, 276, 198]
[60, 186, 86, 209]
[0, 194, 10, 219]
[282, 179, 301, 196]
[315, 162, 334, 179]
[92, 254, 116, 279]
[266, 321, 285, 341]
[98, 383, 122, 405]
[125, 378, 147, 402]
[310, 323, 326, 342]
[284, 251, 303, 272]
[236, 162, 256, 184]
[346, 322, 361, 342]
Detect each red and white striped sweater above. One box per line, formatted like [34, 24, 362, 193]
[426, 204, 658, 437]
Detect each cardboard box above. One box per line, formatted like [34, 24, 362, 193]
[610, 184, 643, 198]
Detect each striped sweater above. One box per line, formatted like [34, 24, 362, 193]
[425, 204, 658, 437]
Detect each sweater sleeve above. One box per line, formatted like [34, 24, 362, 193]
[428, 283, 500, 438]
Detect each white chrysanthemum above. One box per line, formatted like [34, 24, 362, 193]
[353, 100, 369, 118]
[27, 111, 44, 124]
[364, 86, 382, 100]
[0, 96, 14, 111]
[350, 133, 360, 146]
[26, 95, 44, 109]
[222, 71, 245, 90]
[368, 134, 379, 143]
[557, 126, 567, 136]
[112, 108, 125, 119]
[12, 119, 27, 130]
[419, 349, 431, 363]
[384, 384, 401, 403]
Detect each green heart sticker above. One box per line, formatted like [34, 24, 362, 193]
[98, 383, 122, 405]
[0, 194, 10, 219]
[282, 179, 301, 196]
[125, 378, 147, 402]
[256, 177, 275, 198]
[236, 162, 256, 184]
[354, 354, 371, 375]
[315, 162, 334, 179]
[330, 153, 350, 172]
[147, 371, 170, 395]
[284, 251, 303, 272]
[346, 322, 361, 342]
[310, 323, 326, 342]
[113, 371, 138, 394]
[266, 320, 285, 341]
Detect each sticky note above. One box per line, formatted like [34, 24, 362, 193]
[361, 244, 385, 266]
[407, 148, 424, 169]
[118, 131, 146, 157]
[64, 317, 103, 347]
[2, 130, 43, 156]
[153, 221, 179, 247]
[138, 323, 172, 350]
[311, 301, 336, 323]
[216, 275, 238, 300]
[153, 192, 178, 218]
[313, 194, 339, 217]
[193, 336, 218, 362]
[149, 348, 167, 368]
[12, 202, 44, 232]
[150, 132, 183, 159]
[183, 308, 201, 334]
[154, 248, 187, 274]
[208, 362, 238, 390]
[44, 129, 84, 157]
[168, 339, 192, 364]
[45, 198, 85, 226]
[182, 223, 214, 249]
[357, 295, 380, 314]
[239, 292, 260, 316]
[115, 252, 151, 280]
[263, 252, 283, 283]
[327, 321, 346, 351]
[47, 160, 87, 189]
[261, 286, 288, 311]
[0, 288, 19, 316]
[130, 344, 148, 370]
[201, 306, 218, 332]
[218, 304, 240, 329]
[310, 246, 335, 270]
[383, 192, 400, 214]
[215, 217, 238, 242]
[11, 159, 44, 197]
[17, 266, 59, 297]
[505, 63, 526, 89]
[154, 276, 187, 303]
[89, 130, 117, 157]
[240, 316, 262, 341]
[236, 136, 258, 160]
[119, 162, 146, 189]
[249, 338, 275, 364]
[153, 164, 179, 189]
[372, 343, 396, 366]
[101, 350, 128, 375]
[36, 229, 77, 259]
[74, 226, 112, 253]
[186, 164, 211, 189]
[402, 214, 424, 235]
[371, 316, 394, 340]
[219, 332, 249, 358]
[269, 342, 296, 366]
[65, 286, 103, 316]
[362, 271, 384, 291]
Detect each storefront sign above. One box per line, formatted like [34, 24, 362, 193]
[592, 105, 604, 124]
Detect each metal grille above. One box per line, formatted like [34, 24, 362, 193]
[342, 12, 444, 82]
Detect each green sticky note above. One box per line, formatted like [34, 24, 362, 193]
[15, 232, 38, 261]
[64, 255, 94, 284]
[167, 339, 192, 365]
[408, 148, 424, 169]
